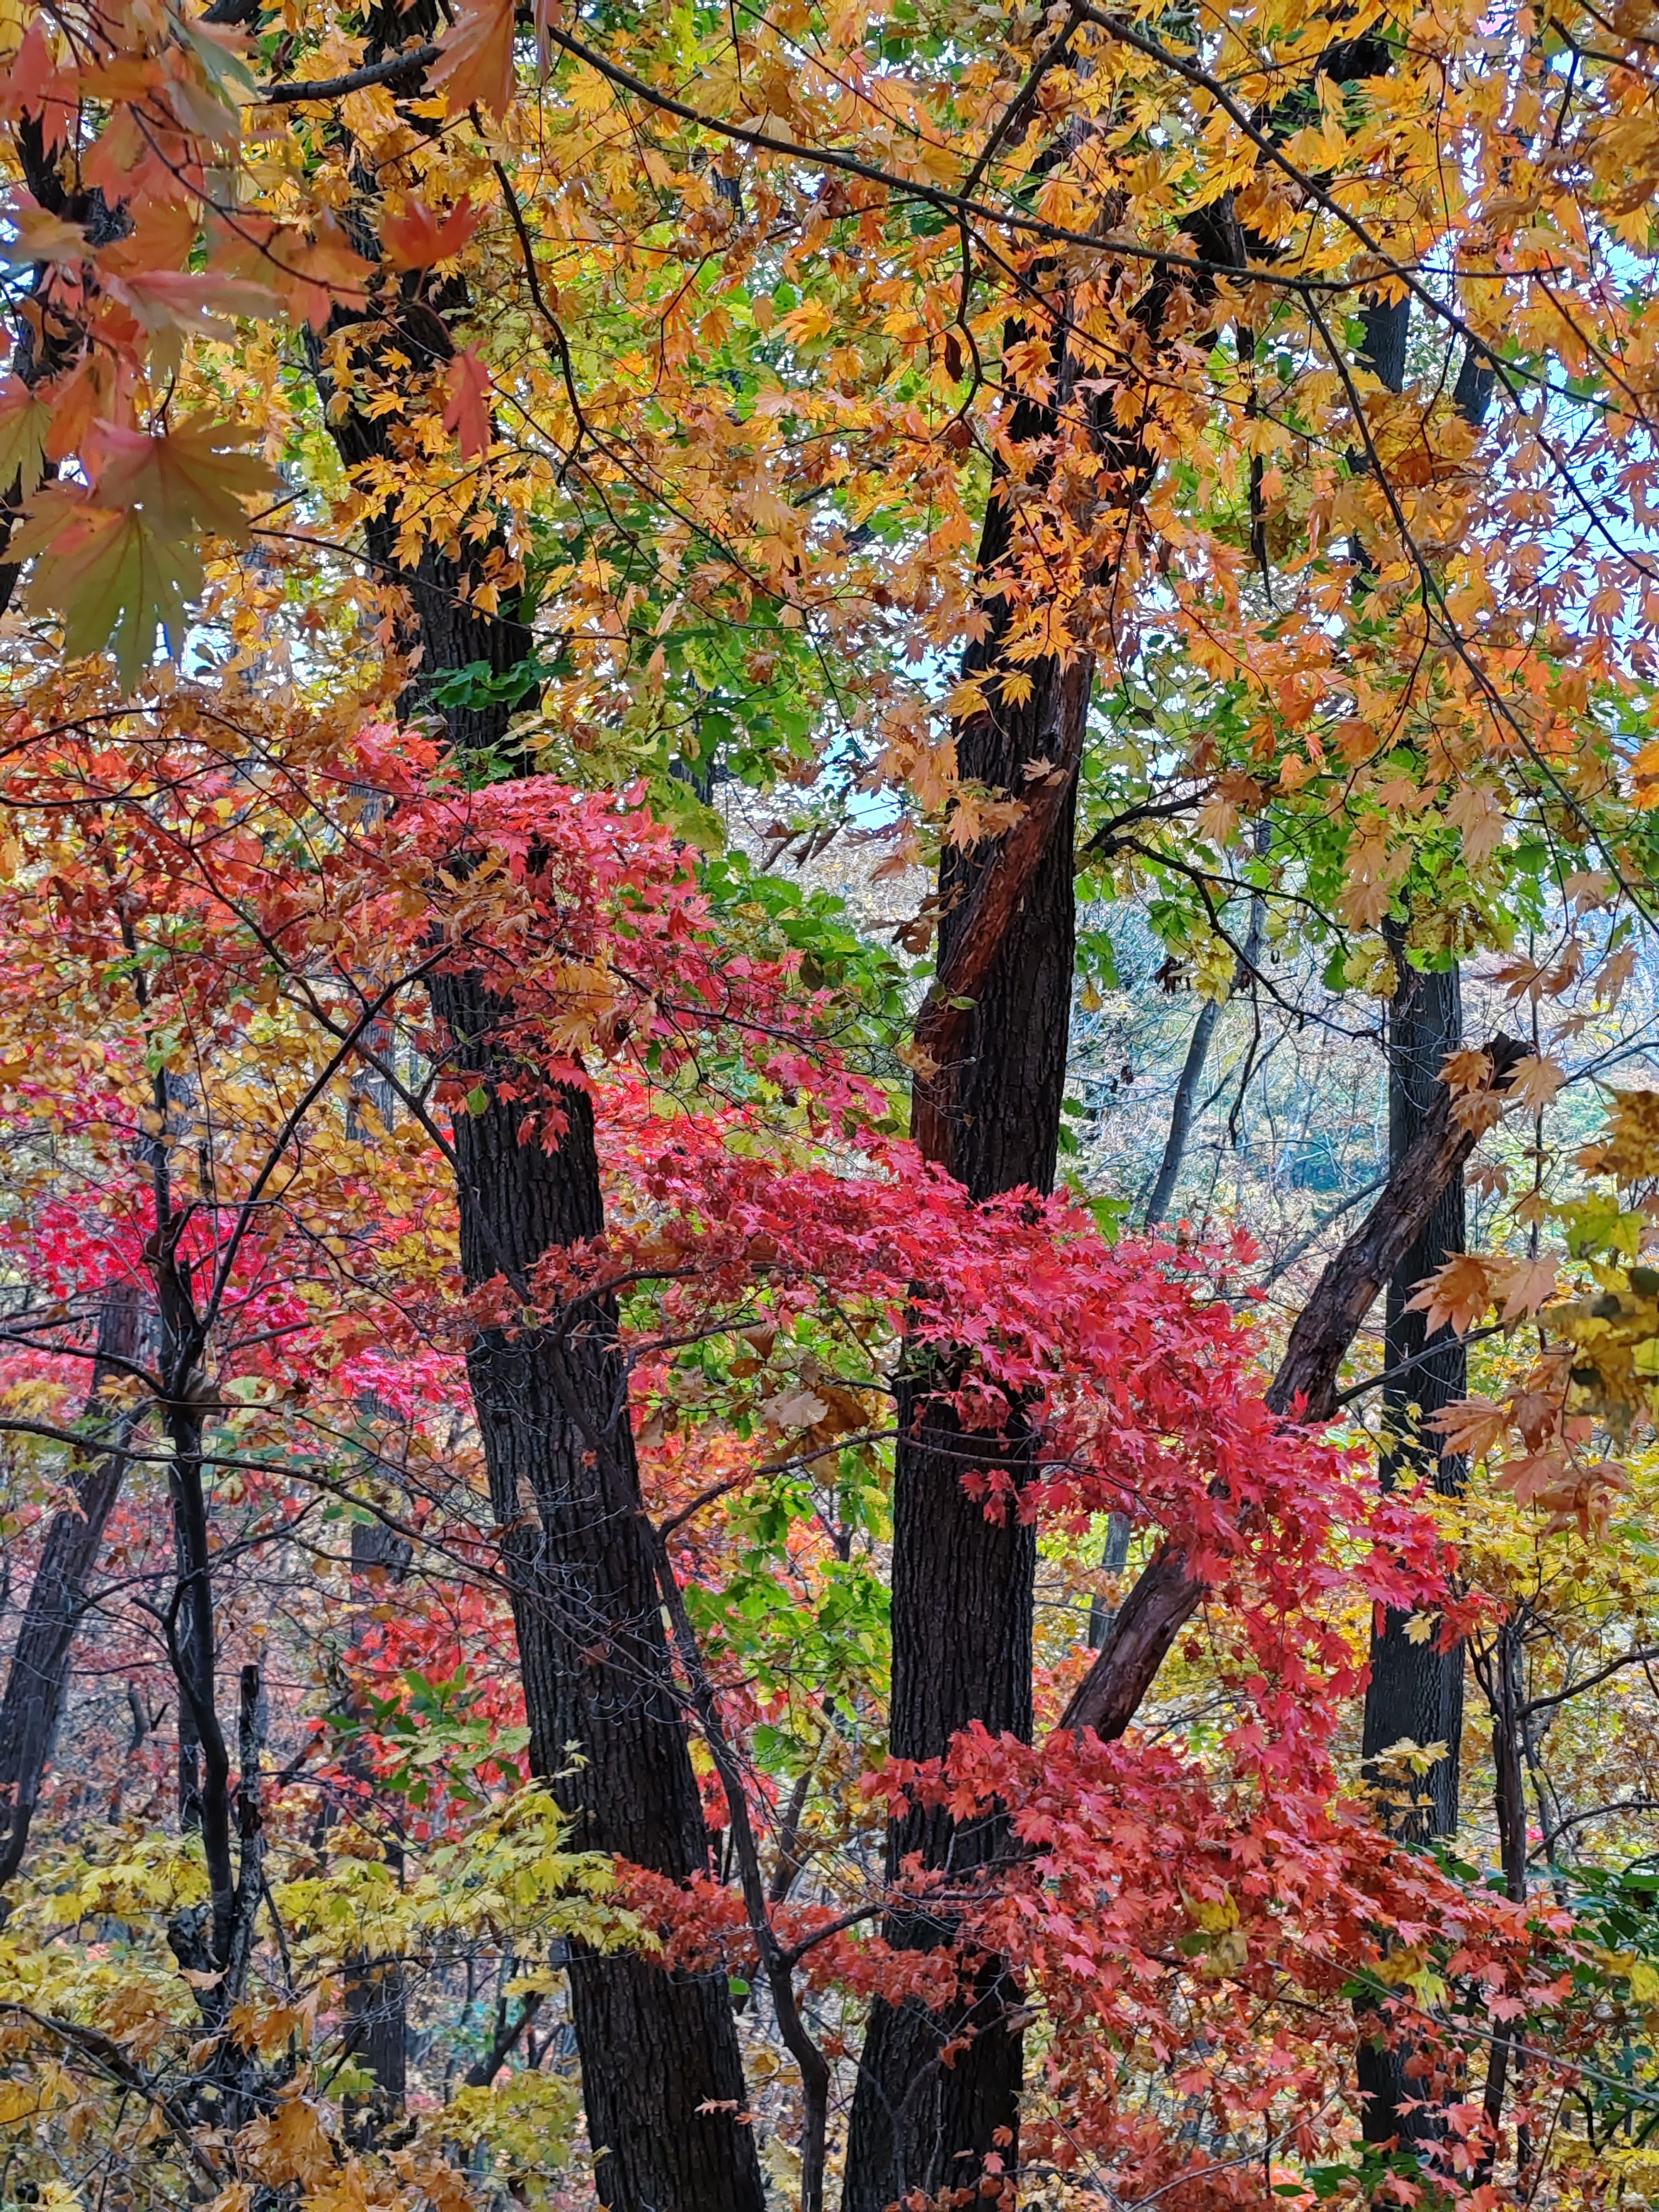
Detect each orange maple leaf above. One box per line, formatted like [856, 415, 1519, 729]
[1429, 1397, 1511, 1460]
[383, 194, 480, 272]
[1406, 1253, 1495, 1338]
[443, 350, 493, 462]
[430, 0, 517, 118]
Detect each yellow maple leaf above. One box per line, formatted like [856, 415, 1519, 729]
[13, 494, 200, 691]
[12, 420, 276, 689]
[0, 372, 50, 496]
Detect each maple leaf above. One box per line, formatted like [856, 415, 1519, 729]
[1598, 941, 1638, 1010]
[93, 419, 277, 547]
[0, 25, 71, 153]
[100, 269, 280, 345]
[1437, 1046, 1492, 1094]
[759, 1384, 828, 1429]
[266, 216, 372, 329]
[1405, 1253, 1495, 1337]
[431, 0, 517, 118]
[384, 194, 481, 271]
[1493, 1452, 1630, 1536]
[11, 491, 201, 691]
[11, 420, 276, 689]
[0, 374, 51, 497]
[241, 2091, 336, 2186]
[1490, 1253, 1558, 1319]
[1564, 867, 1615, 911]
[440, 349, 494, 465]
[1506, 1054, 1568, 1111]
[0, 195, 86, 269]
[1442, 781, 1508, 864]
[1429, 1396, 1511, 1459]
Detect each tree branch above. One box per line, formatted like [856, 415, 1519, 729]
[256, 47, 440, 104]
[1058, 1034, 1524, 1737]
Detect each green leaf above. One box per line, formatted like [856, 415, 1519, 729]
[0, 376, 51, 500]
[11, 420, 276, 690]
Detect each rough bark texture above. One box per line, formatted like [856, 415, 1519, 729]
[848, 185, 1262, 2210]
[1356, 955, 1471, 2159]
[1361, 950, 1468, 1844]
[308, 99, 766, 2190]
[438, 978, 763, 2209]
[844, 426, 1085, 2212]
[0, 1282, 145, 1889]
[1354, 324, 1496, 1869]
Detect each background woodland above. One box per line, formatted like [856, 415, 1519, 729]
[3, 3, 1659, 2210]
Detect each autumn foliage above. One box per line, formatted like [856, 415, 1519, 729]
[4, 2, 1659, 2211]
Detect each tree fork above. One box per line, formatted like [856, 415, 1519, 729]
[849, 173, 1264, 2212]
[844, 447, 1090, 2212]
[1059, 1034, 1523, 1740]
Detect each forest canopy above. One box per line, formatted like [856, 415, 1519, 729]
[3, 3, 1659, 2211]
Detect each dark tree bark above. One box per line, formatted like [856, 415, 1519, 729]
[849, 179, 1264, 2212]
[1354, 322, 1498, 2156]
[844, 428, 1087, 2210]
[341, 1519, 413, 2145]
[1360, 946, 1468, 1845]
[0, 1281, 145, 1889]
[439, 973, 764, 2212]
[1355, 326, 1498, 1857]
[1354, 961, 1470, 2161]
[310, 226, 765, 2202]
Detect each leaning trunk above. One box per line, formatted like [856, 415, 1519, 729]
[0, 1281, 145, 1888]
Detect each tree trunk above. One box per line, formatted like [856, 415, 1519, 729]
[1360, 946, 1468, 1844]
[1353, 956, 1471, 2159]
[1355, 322, 1497, 1861]
[341, 1519, 412, 2146]
[844, 403, 1087, 2206]
[848, 180, 1267, 2209]
[438, 973, 765, 2212]
[1345, 300, 1504, 2162]
[310, 222, 766, 2204]
[0, 1281, 145, 1888]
